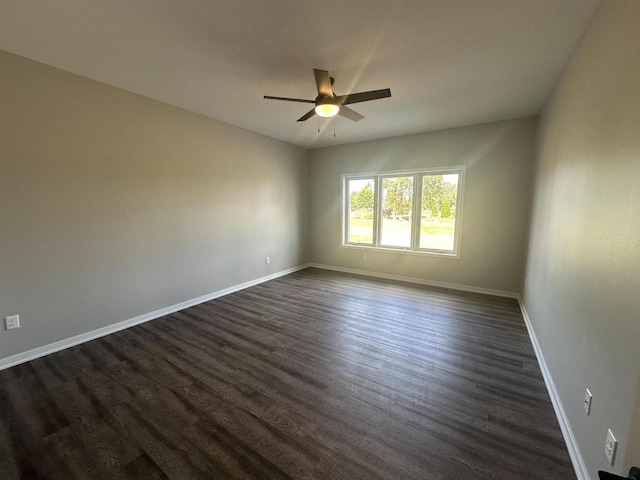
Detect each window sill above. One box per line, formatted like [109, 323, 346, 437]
[341, 243, 460, 259]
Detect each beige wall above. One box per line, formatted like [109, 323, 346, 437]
[0, 50, 309, 360]
[308, 117, 536, 293]
[523, 1, 640, 477]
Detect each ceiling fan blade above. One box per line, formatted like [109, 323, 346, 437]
[314, 69, 334, 97]
[264, 95, 315, 104]
[337, 88, 391, 105]
[339, 106, 364, 122]
[297, 108, 316, 122]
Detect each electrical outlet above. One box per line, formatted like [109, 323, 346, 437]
[4, 314, 20, 330]
[584, 388, 592, 415]
[605, 429, 617, 466]
[363, 253, 368, 260]
[265, 256, 270, 264]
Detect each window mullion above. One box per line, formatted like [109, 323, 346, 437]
[373, 175, 381, 246]
[410, 174, 420, 250]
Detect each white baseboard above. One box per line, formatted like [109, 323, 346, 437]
[0, 264, 309, 371]
[308, 263, 519, 299]
[517, 296, 589, 480]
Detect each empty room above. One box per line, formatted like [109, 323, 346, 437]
[0, 1, 638, 479]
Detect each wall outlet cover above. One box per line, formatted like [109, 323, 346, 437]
[4, 314, 20, 330]
[584, 388, 592, 415]
[605, 429, 617, 466]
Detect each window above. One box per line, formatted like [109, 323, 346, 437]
[346, 178, 375, 244]
[343, 167, 464, 256]
[381, 176, 413, 248]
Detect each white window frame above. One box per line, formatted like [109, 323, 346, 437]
[343, 175, 378, 247]
[342, 166, 465, 258]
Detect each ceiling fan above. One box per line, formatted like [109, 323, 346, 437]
[264, 69, 391, 122]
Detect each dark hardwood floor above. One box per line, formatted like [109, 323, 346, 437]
[0, 267, 575, 479]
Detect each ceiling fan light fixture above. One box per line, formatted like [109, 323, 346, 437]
[315, 98, 339, 118]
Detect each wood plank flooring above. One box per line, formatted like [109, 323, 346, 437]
[0, 267, 575, 479]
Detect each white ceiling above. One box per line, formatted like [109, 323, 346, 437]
[0, 0, 600, 149]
